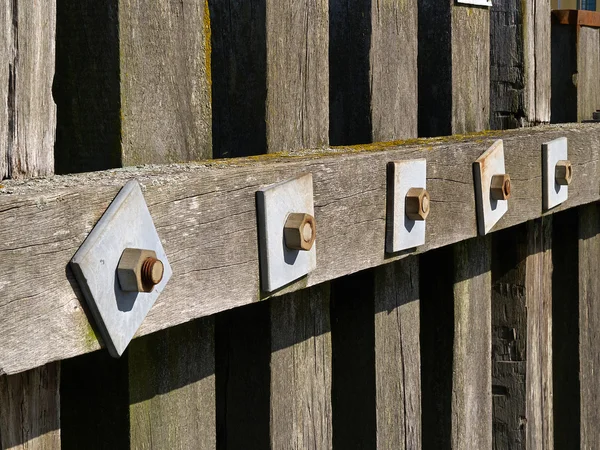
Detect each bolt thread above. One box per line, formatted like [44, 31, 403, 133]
[141, 257, 162, 287]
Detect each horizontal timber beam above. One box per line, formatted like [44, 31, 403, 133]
[0, 123, 599, 375]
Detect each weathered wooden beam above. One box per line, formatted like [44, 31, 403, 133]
[490, 0, 550, 129]
[491, 219, 553, 448]
[0, 0, 55, 179]
[0, 123, 599, 375]
[419, 1, 490, 136]
[551, 10, 600, 123]
[329, 0, 417, 144]
[54, 0, 212, 173]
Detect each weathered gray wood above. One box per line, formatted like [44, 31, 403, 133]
[578, 203, 600, 449]
[0, 0, 56, 179]
[576, 27, 600, 122]
[421, 237, 492, 449]
[452, 237, 492, 449]
[210, 0, 328, 157]
[0, 363, 61, 449]
[419, 2, 489, 136]
[128, 318, 216, 449]
[330, 0, 417, 144]
[270, 286, 332, 449]
[491, 219, 553, 449]
[374, 259, 420, 449]
[54, 0, 211, 173]
[1, 123, 600, 375]
[490, 0, 551, 129]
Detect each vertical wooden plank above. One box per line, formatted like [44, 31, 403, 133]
[374, 259, 421, 450]
[329, 0, 418, 144]
[0, 0, 56, 179]
[210, 0, 328, 157]
[0, 363, 61, 449]
[54, 0, 212, 173]
[128, 318, 216, 449]
[451, 7, 490, 135]
[550, 23, 578, 123]
[491, 219, 553, 449]
[419, 2, 489, 137]
[421, 237, 492, 449]
[577, 203, 600, 449]
[576, 27, 600, 122]
[490, 0, 551, 129]
[0, 2, 58, 446]
[270, 286, 332, 449]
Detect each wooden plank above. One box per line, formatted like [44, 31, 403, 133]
[54, 0, 211, 173]
[270, 286, 332, 449]
[330, 261, 420, 449]
[1, 123, 600, 374]
[419, 2, 489, 136]
[490, 0, 550, 129]
[421, 237, 492, 449]
[128, 318, 216, 449]
[577, 203, 600, 449]
[329, 0, 417, 144]
[491, 219, 553, 448]
[374, 259, 420, 449]
[209, 0, 327, 157]
[0, 363, 61, 449]
[576, 27, 600, 122]
[552, 9, 600, 27]
[0, 0, 56, 179]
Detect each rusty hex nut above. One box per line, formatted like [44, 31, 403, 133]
[117, 248, 164, 293]
[555, 160, 572, 186]
[405, 188, 430, 221]
[490, 174, 511, 201]
[284, 213, 316, 251]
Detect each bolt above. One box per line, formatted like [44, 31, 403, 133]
[117, 248, 164, 293]
[284, 213, 316, 251]
[141, 257, 164, 290]
[555, 160, 572, 186]
[490, 174, 511, 201]
[405, 188, 430, 221]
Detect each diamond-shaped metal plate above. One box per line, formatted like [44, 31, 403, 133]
[70, 180, 172, 357]
[256, 173, 316, 293]
[473, 139, 508, 235]
[386, 159, 427, 253]
[543, 137, 569, 210]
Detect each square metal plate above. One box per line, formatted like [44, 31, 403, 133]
[543, 137, 569, 211]
[256, 173, 316, 293]
[386, 159, 427, 253]
[473, 140, 508, 235]
[70, 180, 172, 357]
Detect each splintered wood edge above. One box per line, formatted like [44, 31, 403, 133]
[0, 122, 599, 374]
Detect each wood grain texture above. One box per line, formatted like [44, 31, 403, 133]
[576, 27, 600, 123]
[1, 123, 600, 375]
[421, 237, 492, 449]
[452, 237, 492, 449]
[266, 0, 328, 151]
[374, 259, 420, 450]
[270, 286, 332, 450]
[490, 0, 550, 129]
[491, 219, 553, 449]
[128, 318, 216, 449]
[452, 6, 490, 134]
[578, 203, 600, 450]
[0, 0, 56, 179]
[54, 0, 211, 173]
[330, 0, 417, 144]
[0, 363, 60, 449]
